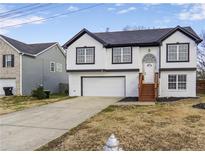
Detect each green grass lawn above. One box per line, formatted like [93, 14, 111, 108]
[0, 94, 74, 115]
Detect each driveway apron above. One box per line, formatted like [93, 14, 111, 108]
[0, 97, 119, 151]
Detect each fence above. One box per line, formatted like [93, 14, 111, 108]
[197, 80, 205, 94]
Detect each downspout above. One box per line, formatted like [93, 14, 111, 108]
[19, 53, 23, 95]
[158, 44, 162, 98]
[159, 44, 161, 78]
[42, 59, 45, 87]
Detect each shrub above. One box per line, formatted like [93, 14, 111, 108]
[32, 86, 46, 99]
[64, 89, 69, 95]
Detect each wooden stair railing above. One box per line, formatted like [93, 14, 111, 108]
[154, 72, 159, 100]
[138, 73, 143, 98]
[139, 72, 159, 101]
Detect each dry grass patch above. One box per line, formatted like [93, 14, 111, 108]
[39, 95, 205, 151]
[0, 94, 74, 115]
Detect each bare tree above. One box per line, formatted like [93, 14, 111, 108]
[123, 25, 150, 31]
[197, 31, 205, 80]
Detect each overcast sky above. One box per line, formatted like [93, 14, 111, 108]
[0, 3, 204, 45]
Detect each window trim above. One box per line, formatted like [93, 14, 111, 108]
[112, 47, 132, 64]
[76, 47, 95, 65]
[168, 74, 187, 90]
[50, 61, 55, 72]
[3, 54, 14, 68]
[166, 43, 190, 63]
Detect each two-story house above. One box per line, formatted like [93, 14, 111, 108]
[0, 35, 67, 96]
[63, 26, 202, 101]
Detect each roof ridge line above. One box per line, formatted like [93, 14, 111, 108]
[0, 34, 30, 45]
[93, 27, 175, 34]
[28, 42, 57, 45]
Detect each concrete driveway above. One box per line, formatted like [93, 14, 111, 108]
[0, 97, 119, 151]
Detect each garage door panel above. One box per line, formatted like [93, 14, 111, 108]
[82, 77, 125, 97]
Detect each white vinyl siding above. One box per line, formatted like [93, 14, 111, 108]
[167, 44, 189, 62]
[113, 47, 132, 63]
[76, 47, 94, 64]
[168, 74, 187, 90]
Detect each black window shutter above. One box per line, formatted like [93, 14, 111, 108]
[3, 55, 5, 67]
[11, 55, 14, 67]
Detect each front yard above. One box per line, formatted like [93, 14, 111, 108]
[40, 94, 205, 151]
[0, 94, 73, 115]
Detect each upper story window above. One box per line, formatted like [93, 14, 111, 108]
[76, 47, 95, 64]
[168, 74, 187, 90]
[50, 62, 55, 72]
[167, 43, 189, 62]
[3, 54, 14, 68]
[112, 47, 132, 64]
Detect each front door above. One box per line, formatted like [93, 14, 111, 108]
[144, 63, 155, 83]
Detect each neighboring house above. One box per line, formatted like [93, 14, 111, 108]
[0, 35, 67, 96]
[63, 26, 202, 101]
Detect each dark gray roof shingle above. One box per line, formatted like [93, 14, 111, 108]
[0, 35, 57, 55]
[93, 27, 200, 45]
[26, 43, 57, 55]
[63, 26, 202, 48]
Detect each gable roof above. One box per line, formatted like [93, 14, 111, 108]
[63, 26, 202, 48]
[0, 35, 57, 56]
[63, 28, 108, 48]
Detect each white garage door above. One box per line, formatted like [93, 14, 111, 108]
[0, 79, 16, 95]
[82, 77, 125, 97]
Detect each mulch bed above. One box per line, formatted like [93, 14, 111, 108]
[157, 97, 198, 102]
[119, 97, 138, 102]
[119, 97, 199, 103]
[192, 103, 205, 109]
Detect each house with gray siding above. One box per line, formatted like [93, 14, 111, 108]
[0, 35, 67, 96]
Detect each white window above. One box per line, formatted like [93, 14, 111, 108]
[56, 63, 62, 72]
[50, 62, 55, 72]
[179, 44, 189, 61]
[76, 47, 94, 64]
[168, 75, 177, 89]
[167, 44, 189, 62]
[168, 74, 187, 90]
[178, 75, 187, 90]
[167, 45, 177, 61]
[113, 47, 132, 63]
[3, 54, 14, 67]
[6, 55, 12, 67]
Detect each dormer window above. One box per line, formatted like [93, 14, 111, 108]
[167, 43, 189, 62]
[76, 47, 95, 64]
[112, 47, 132, 64]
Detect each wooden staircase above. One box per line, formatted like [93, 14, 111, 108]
[138, 73, 159, 101]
